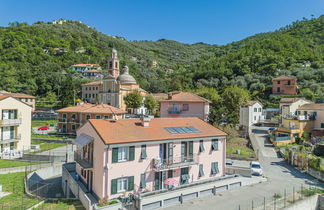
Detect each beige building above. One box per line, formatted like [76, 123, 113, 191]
[279, 98, 312, 119]
[81, 49, 147, 114]
[0, 96, 32, 157]
[81, 81, 102, 104]
[0, 91, 36, 111]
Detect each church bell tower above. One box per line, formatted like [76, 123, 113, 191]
[108, 49, 120, 78]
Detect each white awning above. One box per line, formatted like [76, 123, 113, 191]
[72, 133, 94, 147]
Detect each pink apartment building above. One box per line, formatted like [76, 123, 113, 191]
[72, 117, 226, 200]
[158, 92, 210, 121]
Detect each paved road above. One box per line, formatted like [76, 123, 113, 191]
[164, 126, 323, 210]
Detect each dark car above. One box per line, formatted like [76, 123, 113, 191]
[226, 160, 234, 165]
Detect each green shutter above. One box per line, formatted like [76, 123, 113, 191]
[199, 140, 205, 152]
[111, 179, 117, 194]
[168, 170, 173, 178]
[181, 142, 186, 162]
[14, 110, 17, 119]
[112, 148, 118, 163]
[128, 176, 134, 191]
[168, 143, 173, 162]
[141, 145, 147, 159]
[199, 164, 204, 177]
[140, 173, 146, 188]
[189, 141, 193, 161]
[211, 162, 219, 174]
[129, 146, 135, 161]
[212, 139, 218, 151]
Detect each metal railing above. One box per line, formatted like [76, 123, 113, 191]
[0, 135, 21, 144]
[0, 118, 22, 126]
[74, 151, 93, 169]
[283, 114, 316, 121]
[153, 154, 199, 170]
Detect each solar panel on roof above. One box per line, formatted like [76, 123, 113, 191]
[165, 126, 201, 134]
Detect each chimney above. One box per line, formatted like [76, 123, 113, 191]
[167, 93, 172, 100]
[141, 116, 150, 127]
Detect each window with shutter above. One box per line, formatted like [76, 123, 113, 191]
[211, 139, 218, 151]
[189, 141, 193, 161]
[211, 162, 219, 174]
[199, 140, 205, 152]
[112, 148, 118, 163]
[111, 179, 117, 194]
[129, 146, 135, 161]
[141, 145, 147, 159]
[128, 176, 134, 191]
[199, 164, 204, 177]
[168, 143, 173, 163]
[140, 173, 146, 188]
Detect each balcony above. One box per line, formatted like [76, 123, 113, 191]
[167, 108, 182, 114]
[74, 151, 93, 169]
[153, 154, 199, 171]
[283, 114, 316, 121]
[0, 135, 21, 144]
[58, 118, 82, 124]
[0, 118, 22, 126]
[273, 136, 291, 141]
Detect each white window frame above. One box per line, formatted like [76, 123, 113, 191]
[118, 147, 128, 162]
[117, 178, 128, 193]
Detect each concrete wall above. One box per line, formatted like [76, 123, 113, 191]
[0, 97, 32, 153]
[284, 194, 320, 210]
[239, 102, 263, 127]
[272, 79, 297, 95]
[82, 85, 101, 103]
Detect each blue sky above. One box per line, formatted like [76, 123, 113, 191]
[0, 0, 323, 45]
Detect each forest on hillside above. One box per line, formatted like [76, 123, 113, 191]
[0, 16, 323, 123]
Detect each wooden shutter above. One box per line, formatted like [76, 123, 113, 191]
[199, 140, 205, 152]
[199, 164, 204, 177]
[141, 145, 147, 159]
[112, 148, 118, 163]
[128, 176, 134, 191]
[111, 179, 117, 194]
[129, 146, 135, 161]
[168, 170, 173, 178]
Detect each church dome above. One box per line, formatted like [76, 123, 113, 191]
[117, 66, 137, 85]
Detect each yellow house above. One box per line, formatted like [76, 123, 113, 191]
[0, 96, 32, 157]
[271, 103, 324, 146]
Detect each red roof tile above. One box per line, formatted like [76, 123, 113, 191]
[272, 76, 296, 81]
[88, 117, 226, 144]
[160, 92, 211, 103]
[56, 104, 126, 114]
[81, 81, 102, 86]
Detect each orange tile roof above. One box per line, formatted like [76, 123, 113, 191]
[0, 95, 10, 101]
[297, 103, 324, 110]
[152, 93, 168, 101]
[71, 64, 99, 67]
[272, 76, 296, 81]
[279, 98, 308, 103]
[160, 92, 211, 103]
[242, 100, 262, 107]
[84, 70, 101, 73]
[0, 91, 35, 99]
[81, 81, 102, 86]
[56, 104, 126, 114]
[88, 117, 227, 144]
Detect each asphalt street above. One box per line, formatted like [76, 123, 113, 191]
[164, 126, 323, 210]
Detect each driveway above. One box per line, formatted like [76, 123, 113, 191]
[164, 126, 323, 210]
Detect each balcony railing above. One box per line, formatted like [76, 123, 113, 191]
[0, 135, 21, 144]
[167, 108, 182, 114]
[58, 118, 83, 124]
[74, 151, 93, 169]
[153, 154, 199, 171]
[273, 136, 291, 141]
[283, 114, 316, 121]
[0, 118, 22, 126]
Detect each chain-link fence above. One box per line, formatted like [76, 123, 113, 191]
[237, 184, 323, 210]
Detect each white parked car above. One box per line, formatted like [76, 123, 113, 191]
[250, 161, 263, 176]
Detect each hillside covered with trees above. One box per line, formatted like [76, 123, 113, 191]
[0, 16, 323, 123]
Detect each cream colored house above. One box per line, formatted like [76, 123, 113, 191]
[0, 96, 32, 157]
[279, 98, 312, 121]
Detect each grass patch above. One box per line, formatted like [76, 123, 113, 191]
[32, 120, 57, 128]
[226, 137, 256, 159]
[30, 140, 66, 154]
[273, 193, 282, 199]
[32, 134, 73, 140]
[0, 172, 39, 208]
[301, 188, 324, 197]
[0, 159, 43, 169]
[34, 199, 85, 210]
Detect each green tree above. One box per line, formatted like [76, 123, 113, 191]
[144, 94, 158, 114]
[221, 86, 250, 124]
[124, 90, 143, 109]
